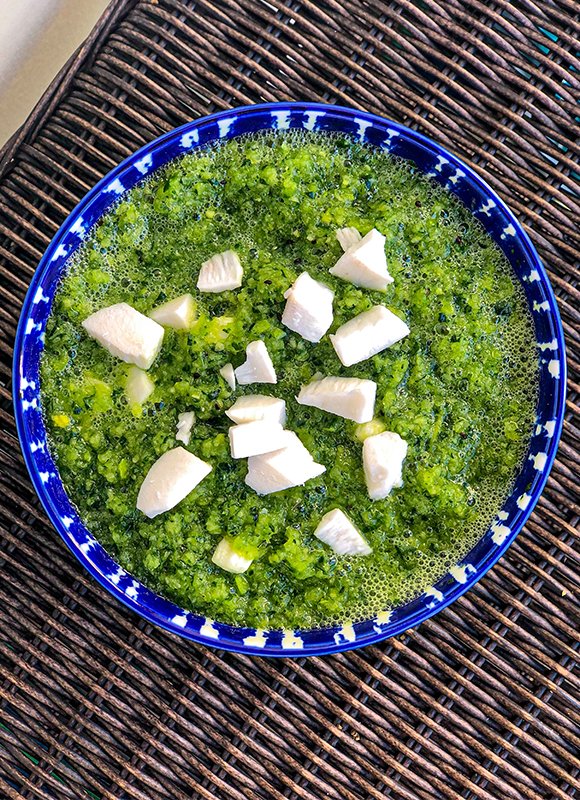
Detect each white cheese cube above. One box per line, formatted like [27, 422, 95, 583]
[197, 250, 243, 292]
[212, 538, 253, 574]
[245, 431, 325, 495]
[229, 419, 287, 459]
[219, 362, 236, 390]
[125, 366, 154, 406]
[297, 376, 376, 423]
[336, 227, 362, 252]
[314, 509, 372, 556]
[271, 430, 316, 461]
[330, 305, 409, 366]
[226, 395, 286, 426]
[330, 228, 393, 290]
[363, 431, 408, 501]
[235, 341, 277, 385]
[82, 302, 164, 369]
[148, 293, 195, 329]
[282, 271, 334, 343]
[136, 446, 212, 518]
[176, 411, 195, 445]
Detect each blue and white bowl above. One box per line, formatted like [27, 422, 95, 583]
[13, 103, 566, 656]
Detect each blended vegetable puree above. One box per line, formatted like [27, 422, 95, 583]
[40, 131, 539, 629]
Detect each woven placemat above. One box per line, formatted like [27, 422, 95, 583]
[1, 0, 579, 797]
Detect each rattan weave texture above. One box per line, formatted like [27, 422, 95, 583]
[1, 0, 579, 797]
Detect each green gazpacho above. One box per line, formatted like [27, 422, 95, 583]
[40, 131, 539, 629]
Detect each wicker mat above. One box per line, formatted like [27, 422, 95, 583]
[1, 0, 579, 797]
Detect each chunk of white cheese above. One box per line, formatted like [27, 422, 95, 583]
[136, 446, 212, 518]
[282, 271, 334, 343]
[245, 431, 325, 495]
[330, 305, 410, 367]
[297, 376, 376, 423]
[176, 411, 195, 445]
[329, 228, 393, 290]
[363, 431, 408, 501]
[314, 509, 372, 556]
[212, 538, 253, 574]
[229, 419, 287, 459]
[235, 341, 277, 384]
[197, 250, 243, 292]
[219, 362, 236, 391]
[148, 293, 195, 330]
[225, 395, 286, 426]
[125, 366, 154, 406]
[272, 430, 314, 460]
[82, 302, 164, 369]
[336, 227, 362, 252]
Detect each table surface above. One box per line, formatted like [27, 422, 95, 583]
[0, 1, 579, 798]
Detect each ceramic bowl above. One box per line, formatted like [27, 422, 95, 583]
[13, 102, 566, 656]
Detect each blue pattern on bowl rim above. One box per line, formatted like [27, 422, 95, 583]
[13, 102, 566, 656]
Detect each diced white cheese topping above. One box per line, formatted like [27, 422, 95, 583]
[297, 376, 376, 423]
[229, 419, 287, 459]
[330, 228, 393, 290]
[176, 411, 195, 445]
[136, 446, 212, 518]
[314, 508, 372, 556]
[226, 394, 286, 426]
[197, 250, 243, 292]
[271, 430, 314, 460]
[212, 538, 253, 574]
[82, 302, 164, 369]
[363, 431, 408, 501]
[282, 271, 334, 343]
[148, 293, 195, 329]
[245, 430, 325, 495]
[125, 366, 154, 406]
[330, 305, 410, 367]
[235, 340, 277, 384]
[336, 227, 362, 252]
[219, 362, 236, 391]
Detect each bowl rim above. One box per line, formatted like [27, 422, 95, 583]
[13, 101, 567, 656]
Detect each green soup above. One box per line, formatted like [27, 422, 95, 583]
[40, 131, 538, 630]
